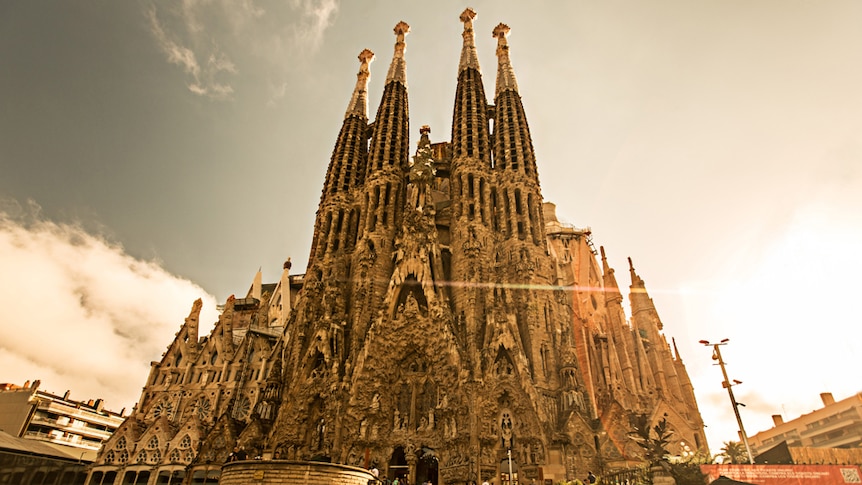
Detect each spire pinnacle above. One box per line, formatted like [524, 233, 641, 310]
[252, 267, 262, 300]
[628, 256, 643, 286]
[458, 8, 481, 73]
[410, 125, 434, 181]
[385, 21, 410, 86]
[600, 245, 622, 301]
[344, 49, 374, 119]
[493, 22, 519, 95]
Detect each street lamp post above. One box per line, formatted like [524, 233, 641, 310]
[699, 339, 755, 464]
[507, 448, 514, 485]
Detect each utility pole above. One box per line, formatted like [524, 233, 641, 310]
[699, 339, 754, 464]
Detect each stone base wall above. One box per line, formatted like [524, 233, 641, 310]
[220, 460, 374, 485]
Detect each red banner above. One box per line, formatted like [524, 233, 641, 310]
[700, 464, 862, 484]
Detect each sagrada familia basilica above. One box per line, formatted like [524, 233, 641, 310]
[87, 9, 706, 485]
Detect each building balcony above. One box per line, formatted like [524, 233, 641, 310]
[23, 430, 102, 451]
[800, 416, 862, 438]
[28, 416, 113, 440]
[38, 401, 124, 428]
[811, 434, 862, 449]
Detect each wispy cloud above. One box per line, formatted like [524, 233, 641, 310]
[144, 0, 340, 103]
[289, 0, 339, 51]
[147, 7, 200, 78]
[0, 200, 218, 410]
[146, 5, 236, 100]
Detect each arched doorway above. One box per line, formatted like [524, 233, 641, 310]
[500, 455, 518, 485]
[415, 447, 438, 485]
[389, 446, 409, 481]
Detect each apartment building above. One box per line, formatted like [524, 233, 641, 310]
[0, 380, 125, 459]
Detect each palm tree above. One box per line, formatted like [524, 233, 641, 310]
[719, 441, 747, 464]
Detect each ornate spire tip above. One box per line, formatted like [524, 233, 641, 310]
[493, 23, 511, 40]
[394, 21, 410, 36]
[358, 48, 375, 64]
[460, 8, 477, 23]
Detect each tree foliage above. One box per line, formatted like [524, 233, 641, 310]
[630, 413, 673, 466]
[626, 413, 709, 485]
[720, 441, 748, 465]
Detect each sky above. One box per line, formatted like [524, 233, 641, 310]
[1, 1, 861, 456]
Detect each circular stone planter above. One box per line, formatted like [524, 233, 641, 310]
[220, 460, 375, 485]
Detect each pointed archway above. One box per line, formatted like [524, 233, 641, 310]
[415, 447, 439, 485]
[389, 446, 408, 481]
[500, 455, 519, 485]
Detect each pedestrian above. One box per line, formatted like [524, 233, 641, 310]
[226, 446, 247, 462]
[586, 471, 596, 484]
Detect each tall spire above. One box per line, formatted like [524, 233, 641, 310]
[308, 51, 374, 265]
[628, 257, 656, 325]
[628, 257, 643, 288]
[493, 23, 519, 96]
[448, 8, 493, 357]
[367, 21, 411, 178]
[597, 246, 639, 394]
[344, 49, 374, 119]
[458, 8, 480, 73]
[451, 9, 491, 168]
[385, 21, 410, 86]
[600, 246, 621, 302]
[491, 21, 543, 246]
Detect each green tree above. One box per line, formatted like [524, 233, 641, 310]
[629, 413, 673, 466]
[669, 451, 710, 485]
[628, 414, 709, 485]
[719, 441, 747, 465]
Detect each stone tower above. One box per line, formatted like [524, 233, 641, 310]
[86, 10, 706, 485]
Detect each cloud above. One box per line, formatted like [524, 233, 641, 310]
[145, 3, 239, 100]
[0, 200, 218, 411]
[144, 0, 339, 103]
[289, 0, 339, 50]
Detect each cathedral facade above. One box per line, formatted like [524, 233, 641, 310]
[87, 10, 706, 485]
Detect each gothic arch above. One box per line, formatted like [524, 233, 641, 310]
[394, 274, 428, 317]
[493, 345, 516, 377]
[388, 446, 409, 481]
